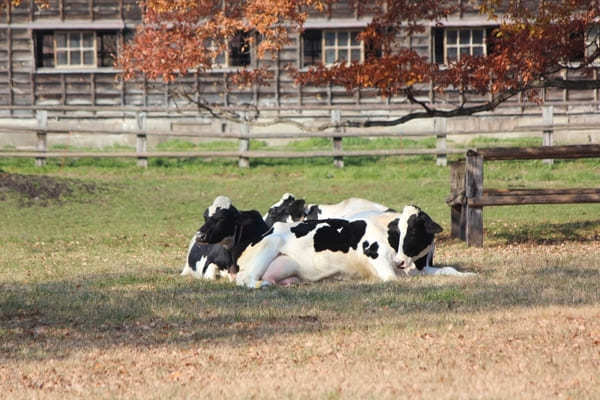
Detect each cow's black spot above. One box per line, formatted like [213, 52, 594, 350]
[402, 211, 442, 258]
[387, 218, 400, 251]
[188, 242, 232, 273]
[414, 255, 427, 270]
[289, 199, 307, 221]
[291, 220, 318, 238]
[362, 240, 379, 259]
[385, 208, 396, 213]
[313, 219, 366, 253]
[265, 196, 306, 226]
[306, 205, 322, 220]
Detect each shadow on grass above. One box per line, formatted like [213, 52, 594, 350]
[489, 219, 600, 245]
[2, 263, 599, 361]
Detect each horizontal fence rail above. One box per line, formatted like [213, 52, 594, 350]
[0, 106, 598, 168]
[447, 144, 600, 247]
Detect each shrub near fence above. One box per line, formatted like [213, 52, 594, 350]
[0, 106, 597, 168]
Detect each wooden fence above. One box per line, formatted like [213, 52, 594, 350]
[0, 106, 597, 168]
[447, 144, 600, 247]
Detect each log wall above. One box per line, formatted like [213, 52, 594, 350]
[0, 0, 598, 118]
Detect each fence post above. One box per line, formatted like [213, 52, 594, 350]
[434, 117, 447, 167]
[35, 110, 48, 167]
[136, 111, 148, 168]
[449, 160, 466, 241]
[331, 109, 343, 168]
[465, 150, 484, 247]
[542, 105, 554, 165]
[238, 117, 250, 168]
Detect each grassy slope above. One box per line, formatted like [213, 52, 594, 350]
[1, 148, 600, 399]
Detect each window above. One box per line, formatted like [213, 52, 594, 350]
[208, 31, 251, 68]
[445, 28, 486, 62]
[302, 29, 364, 66]
[433, 27, 492, 64]
[35, 30, 120, 69]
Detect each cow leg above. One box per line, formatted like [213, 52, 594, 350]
[262, 255, 302, 286]
[409, 265, 476, 277]
[236, 234, 285, 288]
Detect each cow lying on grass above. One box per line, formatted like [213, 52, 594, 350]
[183, 193, 396, 280]
[181, 195, 237, 279]
[197, 204, 474, 288]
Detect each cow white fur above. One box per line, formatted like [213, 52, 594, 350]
[235, 205, 474, 288]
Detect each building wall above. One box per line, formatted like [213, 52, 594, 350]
[0, 1, 598, 121]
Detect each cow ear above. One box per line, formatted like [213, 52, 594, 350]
[290, 200, 306, 221]
[219, 236, 234, 249]
[425, 219, 443, 234]
[203, 208, 209, 221]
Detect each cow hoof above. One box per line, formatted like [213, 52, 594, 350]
[252, 280, 273, 289]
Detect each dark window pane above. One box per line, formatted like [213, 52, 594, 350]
[36, 31, 55, 68]
[69, 33, 81, 48]
[83, 33, 94, 47]
[70, 50, 81, 64]
[56, 51, 67, 65]
[338, 49, 348, 63]
[351, 49, 361, 61]
[447, 30, 457, 45]
[472, 30, 483, 44]
[433, 28, 444, 64]
[472, 46, 484, 57]
[460, 30, 470, 45]
[338, 31, 348, 46]
[55, 33, 66, 48]
[303, 29, 322, 66]
[325, 49, 336, 64]
[447, 47, 457, 61]
[98, 31, 118, 67]
[83, 50, 95, 65]
[229, 31, 250, 66]
[325, 31, 335, 46]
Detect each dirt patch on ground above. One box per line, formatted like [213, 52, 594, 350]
[0, 172, 104, 206]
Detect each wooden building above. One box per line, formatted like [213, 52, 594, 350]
[0, 0, 598, 120]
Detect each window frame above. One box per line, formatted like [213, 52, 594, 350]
[54, 31, 98, 69]
[207, 31, 253, 69]
[302, 29, 365, 67]
[34, 29, 124, 72]
[443, 27, 487, 63]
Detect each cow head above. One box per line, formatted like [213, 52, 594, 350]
[197, 206, 240, 243]
[264, 193, 307, 227]
[388, 205, 442, 270]
[202, 195, 235, 221]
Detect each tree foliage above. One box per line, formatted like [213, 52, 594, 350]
[6, 0, 600, 127]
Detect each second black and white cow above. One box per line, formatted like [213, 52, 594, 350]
[263, 193, 393, 224]
[181, 195, 238, 279]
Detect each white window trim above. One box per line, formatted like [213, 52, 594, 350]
[322, 29, 363, 66]
[444, 28, 487, 64]
[54, 31, 98, 69]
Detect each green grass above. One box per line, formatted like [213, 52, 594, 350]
[1, 148, 600, 398]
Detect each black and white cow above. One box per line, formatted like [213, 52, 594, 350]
[196, 207, 271, 273]
[263, 193, 393, 224]
[197, 204, 474, 288]
[181, 195, 238, 279]
[261, 193, 439, 268]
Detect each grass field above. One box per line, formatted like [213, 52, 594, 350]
[1, 145, 600, 399]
